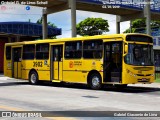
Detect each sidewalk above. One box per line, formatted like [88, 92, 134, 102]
[0, 77, 10, 81]
[0, 74, 10, 80]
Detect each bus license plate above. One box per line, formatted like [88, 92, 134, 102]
[142, 78, 146, 81]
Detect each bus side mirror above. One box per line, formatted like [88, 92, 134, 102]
[124, 44, 128, 54]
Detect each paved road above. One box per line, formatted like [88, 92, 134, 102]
[0, 75, 160, 120]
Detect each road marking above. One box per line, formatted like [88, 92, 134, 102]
[0, 105, 24, 111]
[0, 105, 77, 120]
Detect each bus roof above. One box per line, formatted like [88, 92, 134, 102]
[5, 33, 152, 46]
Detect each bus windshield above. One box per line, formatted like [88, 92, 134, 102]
[124, 44, 154, 66]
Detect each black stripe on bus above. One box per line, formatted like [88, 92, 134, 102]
[62, 70, 88, 72]
[22, 69, 50, 71]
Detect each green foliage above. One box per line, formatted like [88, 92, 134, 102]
[155, 73, 160, 83]
[123, 19, 160, 33]
[36, 17, 42, 24]
[131, 19, 146, 28]
[123, 28, 136, 33]
[36, 17, 57, 28]
[151, 20, 160, 27]
[47, 22, 57, 28]
[28, 19, 31, 22]
[76, 17, 109, 36]
[36, 17, 57, 39]
[123, 29, 130, 33]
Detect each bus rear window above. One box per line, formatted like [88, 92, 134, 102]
[6, 46, 11, 60]
[126, 35, 153, 43]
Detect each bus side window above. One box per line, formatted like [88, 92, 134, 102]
[36, 43, 49, 59]
[54, 48, 58, 61]
[53, 47, 62, 61]
[14, 50, 18, 61]
[83, 40, 102, 59]
[65, 41, 82, 59]
[23, 44, 35, 60]
[13, 48, 22, 62]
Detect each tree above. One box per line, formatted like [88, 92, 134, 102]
[76, 17, 109, 36]
[36, 17, 57, 39]
[28, 19, 31, 22]
[36, 18, 42, 24]
[36, 17, 57, 28]
[124, 19, 160, 33]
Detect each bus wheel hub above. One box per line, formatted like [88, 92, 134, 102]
[31, 74, 36, 83]
[92, 77, 99, 86]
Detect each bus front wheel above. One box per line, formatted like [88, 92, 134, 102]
[29, 71, 39, 85]
[89, 73, 102, 90]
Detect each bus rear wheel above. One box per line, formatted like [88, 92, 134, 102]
[89, 73, 102, 90]
[29, 71, 39, 85]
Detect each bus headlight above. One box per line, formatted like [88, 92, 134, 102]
[133, 74, 137, 77]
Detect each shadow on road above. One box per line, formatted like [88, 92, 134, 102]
[37, 81, 160, 94]
[0, 81, 29, 87]
[1, 79, 160, 94]
[52, 83, 160, 94]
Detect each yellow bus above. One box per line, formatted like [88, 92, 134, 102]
[4, 33, 155, 89]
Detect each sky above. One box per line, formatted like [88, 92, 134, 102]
[0, 4, 130, 38]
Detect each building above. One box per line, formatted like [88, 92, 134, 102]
[0, 22, 61, 72]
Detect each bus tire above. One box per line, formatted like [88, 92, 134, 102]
[89, 73, 102, 90]
[29, 71, 39, 85]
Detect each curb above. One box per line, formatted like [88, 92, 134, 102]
[0, 77, 10, 80]
[129, 83, 160, 88]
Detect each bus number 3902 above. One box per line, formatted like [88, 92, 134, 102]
[33, 61, 43, 67]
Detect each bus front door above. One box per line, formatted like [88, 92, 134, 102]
[12, 47, 22, 78]
[51, 45, 63, 81]
[104, 42, 122, 83]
